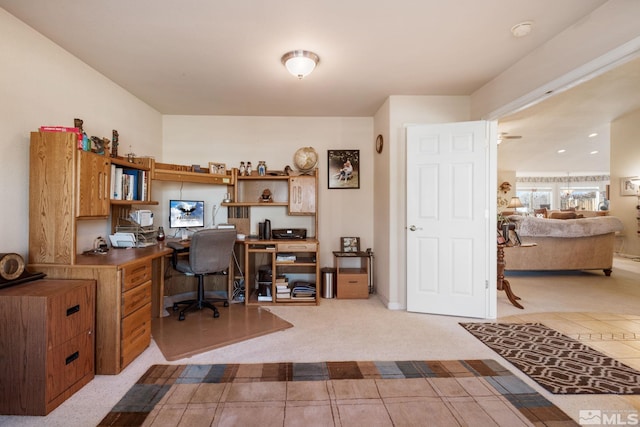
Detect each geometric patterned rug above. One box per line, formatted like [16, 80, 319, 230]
[98, 360, 577, 426]
[461, 322, 640, 394]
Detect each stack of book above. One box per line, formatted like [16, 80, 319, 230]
[275, 277, 290, 300]
[291, 283, 316, 300]
[276, 253, 296, 263]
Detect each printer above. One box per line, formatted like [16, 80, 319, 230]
[271, 228, 307, 240]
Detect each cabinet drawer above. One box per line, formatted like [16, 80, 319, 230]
[337, 274, 369, 299]
[121, 303, 151, 368]
[47, 330, 94, 403]
[122, 280, 152, 318]
[276, 242, 317, 252]
[122, 260, 152, 291]
[48, 281, 95, 347]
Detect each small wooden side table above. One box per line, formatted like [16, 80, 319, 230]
[333, 251, 371, 299]
[497, 244, 523, 309]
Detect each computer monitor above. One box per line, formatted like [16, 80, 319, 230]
[169, 200, 205, 229]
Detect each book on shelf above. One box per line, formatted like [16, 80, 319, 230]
[257, 295, 273, 302]
[216, 223, 236, 229]
[276, 293, 291, 300]
[291, 282, 316, 298]
[276, 253, 296, 262]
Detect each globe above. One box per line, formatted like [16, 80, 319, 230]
[293, 147, 318, 173]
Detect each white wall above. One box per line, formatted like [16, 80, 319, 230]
[0, 9, 162, 258]
[376, 96, 471, 309]
[160, 116, 374, 268]
[611, 108, 640, 257]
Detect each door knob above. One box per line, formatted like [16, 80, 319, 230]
[408, 225, 422, 231]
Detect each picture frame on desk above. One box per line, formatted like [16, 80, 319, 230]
[340, 236, 360, 253]
[209, 162, 226, 175]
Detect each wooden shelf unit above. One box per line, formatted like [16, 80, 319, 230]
[227, 168, 320, 305]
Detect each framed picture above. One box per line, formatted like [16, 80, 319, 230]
[340, 236, 360, 253]
[328, 149, 359, 189]
[208, 162, 226, 175]
[620, 177, 638, 196]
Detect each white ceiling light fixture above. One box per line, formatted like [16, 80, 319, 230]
[511, 21, 533, 38]
[281, 50, 319, 79]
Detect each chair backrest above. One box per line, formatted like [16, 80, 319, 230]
[188, 229, 236, 275]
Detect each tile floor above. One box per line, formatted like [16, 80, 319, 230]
[499, 311, 640, 414]
[105, 361, 577, 427]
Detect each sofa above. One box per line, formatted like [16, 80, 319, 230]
[503, 215, 624, 275]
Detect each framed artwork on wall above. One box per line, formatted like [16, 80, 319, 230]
[340, 237, 360, 253]
[328, 149, 359, 189]
[620, 177, 638, 196]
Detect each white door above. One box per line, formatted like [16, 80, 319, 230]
[406, 121, 494, 318]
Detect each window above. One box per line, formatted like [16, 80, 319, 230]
[516, 188, 552, 212]
[560, 188, 599, 211]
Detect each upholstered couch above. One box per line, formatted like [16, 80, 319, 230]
[503, 215, 624, 275]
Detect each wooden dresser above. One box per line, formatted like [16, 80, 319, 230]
[0, 279, 95, 415]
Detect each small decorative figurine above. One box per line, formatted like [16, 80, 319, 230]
[74, 118, 84, 132]
[239, 161, 246, 176]
[246, 161, 252, 176]
[90, 136, 106, 154]
[127, 145, 136, 162]
[260, 188, 273, 203]
[257, 161, 267, 176]
[111, 130, 119, 157]
[284, 165, 293, 175]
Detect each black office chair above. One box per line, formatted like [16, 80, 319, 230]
[167, 228, 236, 321]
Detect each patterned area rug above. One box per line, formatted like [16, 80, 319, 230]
[461, 322, 640, 394]
[98, 360, 576, 426]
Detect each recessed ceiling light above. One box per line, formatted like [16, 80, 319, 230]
[590, 150, 599, 154]
[588, 133, 598, 138]
[557, 149, 566, 154]
[511, 21, 533, 38]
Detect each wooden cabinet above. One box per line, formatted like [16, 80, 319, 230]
[77, 149, 111, 217]
[0, 279, 95, 415]
[289, 175, 316, 214]
[30, 252, 158, 375]
[334, 252, 371, 299]
[29, 131, 157, 265]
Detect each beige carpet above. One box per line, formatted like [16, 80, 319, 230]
[151, 304, 293, 361]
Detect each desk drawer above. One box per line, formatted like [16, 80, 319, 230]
[122, 280, 152, 318]
[337, 274, 369, 299]
[121, 303, 151, 368]
[122, 260, 152, 291]
[276, 242, 317, 252]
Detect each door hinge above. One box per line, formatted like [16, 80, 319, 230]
[485, 280, 489, 289]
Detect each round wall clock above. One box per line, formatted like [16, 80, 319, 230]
[375, 134, 383, 153]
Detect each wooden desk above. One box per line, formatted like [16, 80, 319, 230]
[497, 244, 523, 309]
[29, 243, 172, 375]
